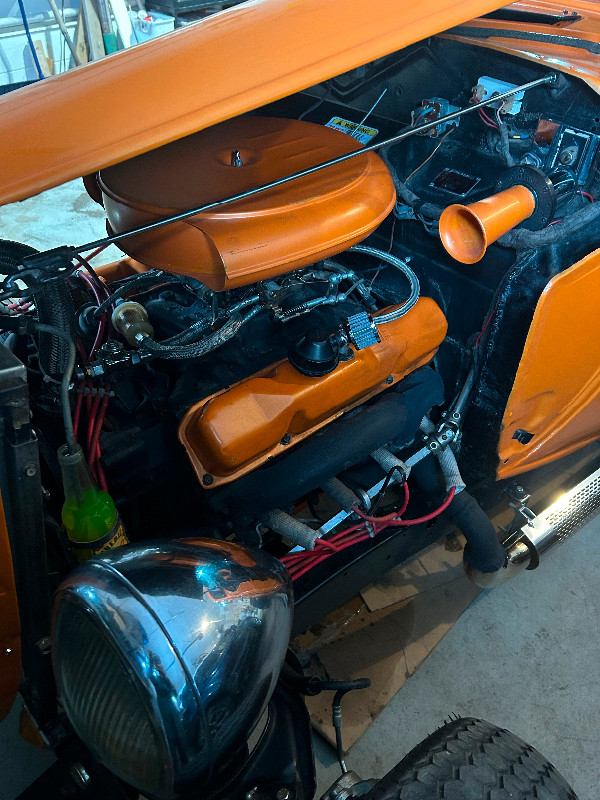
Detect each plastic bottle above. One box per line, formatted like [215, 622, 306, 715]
[58, 443, 128, 562]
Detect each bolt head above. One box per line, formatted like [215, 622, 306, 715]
[36, 637, 51, 655]
[25, 463, 37, 477]
[4, 648, 12, 655]
[202, 474, 214, 486]
[276, 790, 291, 800]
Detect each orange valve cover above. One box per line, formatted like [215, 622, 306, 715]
[179, 298, 447, 487]
[96, 116, 396, 291]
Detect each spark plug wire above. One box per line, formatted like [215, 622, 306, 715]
[281, 487, 456, 580]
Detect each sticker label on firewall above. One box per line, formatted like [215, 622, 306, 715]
[326, 117, 378, 144]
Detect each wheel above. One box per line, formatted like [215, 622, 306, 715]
[365, 717, 577, 799]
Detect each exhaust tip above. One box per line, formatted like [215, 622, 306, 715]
[464, 540, 531, 588]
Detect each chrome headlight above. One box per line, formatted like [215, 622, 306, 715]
[52, 539, 293, 799]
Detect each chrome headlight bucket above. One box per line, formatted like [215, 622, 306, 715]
[52, 539, 293, 800]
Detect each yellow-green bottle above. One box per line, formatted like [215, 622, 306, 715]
[58, 443, 128, 562]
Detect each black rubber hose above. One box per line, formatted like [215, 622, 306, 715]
[411, 456, 506, 573]
[444, 490, 507, 573]
[93, 271, 187, 316]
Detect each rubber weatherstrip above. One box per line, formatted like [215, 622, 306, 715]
[446, 26, 600, 56]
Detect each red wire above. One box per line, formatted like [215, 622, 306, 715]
[352, 483, 410, 524]
[381, 487, 456, 526]
[88, 388, 110, 476]
[87, 393, 100, 451]
[577, 190, 594, 203]
[280, 487, 457, 580]
[84, 245, 109, 262]
[475, 310, 496, 348]
[478, 108, 498, 129]
[97, 462, 108, 493]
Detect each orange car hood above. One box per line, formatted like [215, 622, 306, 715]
[0, 0, 510, 208]
[2, 0, 599, 209]
[444, 1, 600, 96]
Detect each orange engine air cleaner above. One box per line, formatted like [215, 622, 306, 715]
[178, 298, 447, 487]
[95, 116, 396, 291]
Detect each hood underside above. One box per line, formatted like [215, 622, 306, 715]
[0, 0, 508, 207]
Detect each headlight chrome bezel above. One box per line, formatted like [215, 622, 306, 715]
[52, 539, 293, 800]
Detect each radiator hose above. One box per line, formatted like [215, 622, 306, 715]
[411, 443, 506, 574]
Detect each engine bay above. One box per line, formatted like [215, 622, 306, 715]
[4, 36, 600, 627]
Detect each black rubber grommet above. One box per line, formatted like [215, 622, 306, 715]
[495, 165, 556, 230]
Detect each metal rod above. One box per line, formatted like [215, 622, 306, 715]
[47, 0, 82, 66]
[64, 73, 555, 256]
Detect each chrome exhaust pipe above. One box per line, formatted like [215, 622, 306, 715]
[466, 465, 600, 587]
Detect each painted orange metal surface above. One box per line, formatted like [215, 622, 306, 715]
[179, 298, 447, 486]
[439, 185, 535, 264]
[444, 1, 600, 94]
[0, 0, 510, 208]
[498, 248, 600, 478]
[93, 257, 151, 283]
[0, 492, 21, 721]
[96, 117, 396, 291]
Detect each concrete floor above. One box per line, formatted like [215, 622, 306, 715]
[0, 183, 599, 798]
[313, 515, 600, 799]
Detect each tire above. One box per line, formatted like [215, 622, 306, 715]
[365, 717, 577, 800]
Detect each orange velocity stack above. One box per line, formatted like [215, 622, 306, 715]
[94, 116, 396, 291]
[439, 184, 536, 264]
[179, 298, 447, 487]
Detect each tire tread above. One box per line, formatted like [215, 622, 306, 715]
[365, 718, 577, 800]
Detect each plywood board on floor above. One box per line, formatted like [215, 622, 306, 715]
[295, 534, 480, 750]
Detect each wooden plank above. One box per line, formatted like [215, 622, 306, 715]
[46, 0, 83, 66]
[74, 5, 90, 64]
[31, 40, 52, 76]
[81, 0, 105, 61]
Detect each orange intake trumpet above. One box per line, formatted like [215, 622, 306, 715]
[439, 184, 536, 264]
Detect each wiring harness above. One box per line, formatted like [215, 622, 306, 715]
[280, 484, 456, 581]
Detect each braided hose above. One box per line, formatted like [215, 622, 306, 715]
[139, 313, 242, 360]
[348, 245, 420, 324]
